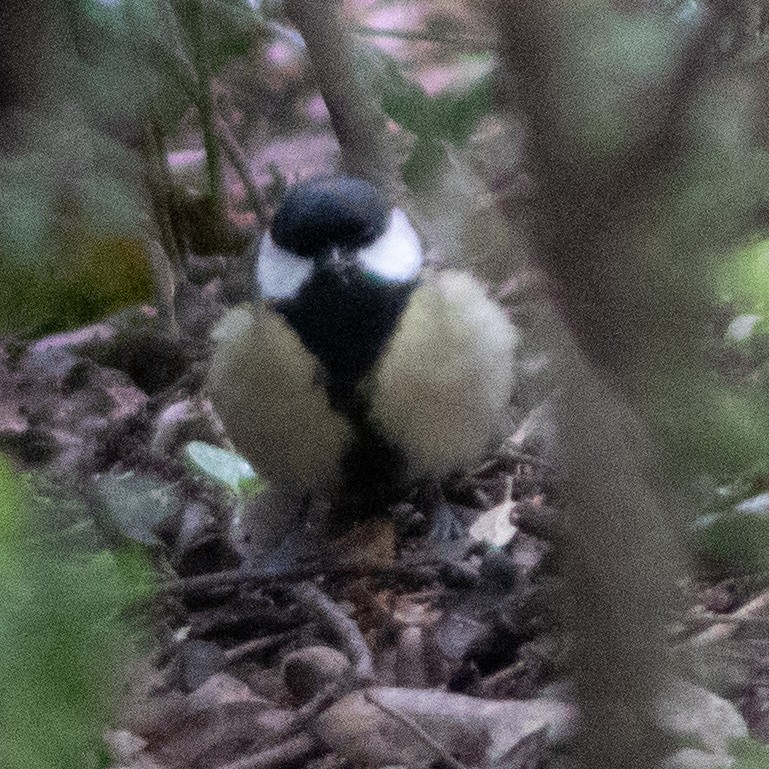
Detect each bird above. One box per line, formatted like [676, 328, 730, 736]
[208, 175, 518, 554]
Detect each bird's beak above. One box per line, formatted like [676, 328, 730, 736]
[325, 248, 356, 284]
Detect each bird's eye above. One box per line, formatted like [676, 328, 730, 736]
[256, 232, 314, 300]
[358, 209, 423, 284]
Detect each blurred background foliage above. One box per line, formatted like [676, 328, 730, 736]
[0, 0, 499, 334]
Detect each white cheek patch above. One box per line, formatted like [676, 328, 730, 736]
[256, 233, 314, 300]
[358, 208, 423, 283]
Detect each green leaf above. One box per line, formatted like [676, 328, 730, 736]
[184, 441, 263, 495]
[374, 47, 491, 145]
[94, 472, 179, 547]
[429, 71, 493, 145]
[693, 508, 769, 575]
[720, 239, 769, 315]
[207, 0, 259, 72]
[379, 70, 435, 137]
[401, 137, 446, 191]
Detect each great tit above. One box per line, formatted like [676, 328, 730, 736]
[208, 176, 517, 542]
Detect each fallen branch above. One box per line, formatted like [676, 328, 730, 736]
[145, 240, 180, 342]
[224, 630, 299, 665]
[679, 587, 769, 651]
[363, 689, 470, 769]
[216, 735, 323, 769]
[290, 581, 376, 684]
[163, 557, 439, 596]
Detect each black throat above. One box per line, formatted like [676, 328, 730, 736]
[276, 271, 416, 515]
[276, 270, 417, 416]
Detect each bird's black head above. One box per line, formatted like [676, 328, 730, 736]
[255, 175, 424, 412]
[270, 176, 389, 257]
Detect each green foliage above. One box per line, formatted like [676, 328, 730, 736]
[0, 0, 261, 337]
[0, 4, 151, 335]
[194, 0, 261, 72]
[359, 44, 494, 189]
[378, 52, 492, 145]
[0, 460, 153, 769]
[720, 239, 769, 331]
[401, 137, 446, 191]
[694, 511, 769, 576]
[730, 737, 769, 769]
[184, 441, 263, 496]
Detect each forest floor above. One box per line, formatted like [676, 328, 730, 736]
[3, 164, 768, 767]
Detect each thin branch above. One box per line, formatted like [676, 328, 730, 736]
[215, 735, 323, 769]
[162, 565, 317, 594]
[224, 629, 299, 664]
[214, 107, 269, 228]
[493, 2, 722, 383]
[354, 24, 491, 51]
[186, 0, 225, 215]
[290, 681, 348, 733]
[163, 557, 439, 596]
[290, 581, 376, 684]
[284, 0, 396, 190]
[141, 112, 184, 270]
[143, 32, 268, 226]
[363, 689, 470, 769]
[678, 587, 769, 650]
[146, 240, 180, 341]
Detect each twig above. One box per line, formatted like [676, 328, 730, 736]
[284, 0, 396, 190]
[290, 581, 376, 683]
[139, 12, 267, 225]
[678, 587, 769, 650]
[606, 13, 723, 211]
[291, 680, 348, 733]
[354, 24, 491, 51]
[162, 565, 316, 594]
[224, 629, 299, 664]
[214, 108, 269, 227]
[215, 735, 323, 769]
[141, 114, 184, 271]
[363, 689, 470, 769]
[497, 451, 556, 473]
[163, 558, 439, 596]
[186, 0, 224, 214]
[476, 660, 526, 698]
[146, 240, 180, 341]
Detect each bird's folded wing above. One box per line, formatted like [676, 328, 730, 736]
[208, 303, 352, 493]
[367, 270, 518, 481]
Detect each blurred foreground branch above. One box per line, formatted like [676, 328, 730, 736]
[488, 2, 736, 767]
[495, 2, 720, 388]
